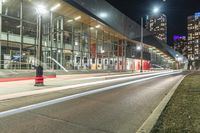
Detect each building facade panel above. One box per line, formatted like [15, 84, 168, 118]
[187, 13, 200, 69]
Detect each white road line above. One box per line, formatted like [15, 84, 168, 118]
[68, 71, 156, 81]
[0, 71, 181, 118]
[0, 71, 177, 101]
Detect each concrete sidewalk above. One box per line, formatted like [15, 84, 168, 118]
[0, 72, 159, 97]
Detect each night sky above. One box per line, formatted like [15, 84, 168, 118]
[105, 0, 200, 46]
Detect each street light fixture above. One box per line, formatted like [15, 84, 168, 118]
[140, 5, 161, 72]
[35, 4, 48, 15]
[153, 6, 160, 14]
[35, 4, 48, 65]
[136, 45, 141, 51]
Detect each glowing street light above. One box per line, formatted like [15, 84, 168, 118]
[136, 46, 141, 51]
[152, 6, 160, 14]
[139, 5, 161, 72]
[50, 3, 61, 11]
[96, 25, 101, 28]
[90, 27, 94, 30]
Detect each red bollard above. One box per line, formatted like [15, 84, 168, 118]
[35, 76, 44, 86]
[34, 65, 44, 86]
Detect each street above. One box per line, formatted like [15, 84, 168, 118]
[0, 71, 187, 133]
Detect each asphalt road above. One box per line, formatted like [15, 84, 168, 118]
[0, 72, 187, 133]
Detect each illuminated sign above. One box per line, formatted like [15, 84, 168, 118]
[195, 12, 200, 17]
[173, 35, 186, 41]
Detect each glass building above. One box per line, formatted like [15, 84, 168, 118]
[187, 12, 200, 69]
[0, 0, 180, 71]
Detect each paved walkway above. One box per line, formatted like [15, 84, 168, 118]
[0, 72, 157, 97]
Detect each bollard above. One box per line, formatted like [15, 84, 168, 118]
[35, 65, 44, 86]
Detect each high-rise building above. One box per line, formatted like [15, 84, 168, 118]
[146, 14, 167, 42]
[187, 12, 200, 62]
[173, 35, 187, 57]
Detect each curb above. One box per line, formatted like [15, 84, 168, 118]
[136, 75, 187, 133]
[0, 76, 56, 82]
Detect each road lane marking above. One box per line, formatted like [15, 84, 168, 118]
[0, 71, 181, 118]
[0, 71, 177, 101]
[68, 71, 157, 81]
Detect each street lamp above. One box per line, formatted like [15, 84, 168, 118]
[140, 17, 143, 72]
[153, 6, 160, 14]
[140, 6, 161, 72]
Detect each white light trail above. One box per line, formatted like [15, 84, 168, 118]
[0, 71, 181, 118]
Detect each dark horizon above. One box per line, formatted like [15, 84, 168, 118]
[105, 0, 200, 46]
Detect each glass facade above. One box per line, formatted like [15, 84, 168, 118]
[0, 0, 175, 70]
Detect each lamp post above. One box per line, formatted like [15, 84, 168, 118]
[140, 17, 143, 72]
[140, 6, 160, 72]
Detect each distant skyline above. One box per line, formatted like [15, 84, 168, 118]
[106, 0, 200, 46]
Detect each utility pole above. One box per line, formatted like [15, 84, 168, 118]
[140, 17, 144, 72]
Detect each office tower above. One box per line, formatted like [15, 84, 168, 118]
[146, 14, 167, 42]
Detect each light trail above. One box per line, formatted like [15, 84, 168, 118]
[0, 71, 181, 118]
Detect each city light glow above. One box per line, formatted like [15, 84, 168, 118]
[99, 12, 108, 18]
[137, 46, 141, 51]
[74, 16, 81, 20]
[36, 4, 48, 15]
[153, 6, 160, 14]
[95, 25, 101, 28]
[67, 19, 73, 23]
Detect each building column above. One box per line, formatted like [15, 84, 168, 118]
[121, 41, 124, 71]
[72, 23, 75, 70]
[124, 40, 127, 71]
[95, 30, 98, 70]
[56, 18, 59, 69]
[112, 41, 115, 70]
[36, 15, 42, 66]
[19, 0, 23, 69]
[117, 43, 120, 71]
[80, 23, 83, 69]
[50, 12, 54, 69]
[0, 0, 2, 69]
[60, 16, 64, 66]
[88, 26, 92, 70]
